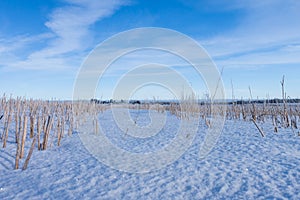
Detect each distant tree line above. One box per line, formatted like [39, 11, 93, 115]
[91, 98, 300, 105]
[232, 98, 300, 105]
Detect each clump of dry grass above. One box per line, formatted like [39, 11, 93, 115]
[0, 95, 107, 170]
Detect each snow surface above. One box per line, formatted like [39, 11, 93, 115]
[0, 109, 300, 199]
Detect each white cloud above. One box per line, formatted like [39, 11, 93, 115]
[44, 0, 127, 55]
[200, 0, 300, 67]
[0, 0, 128, 71]
[0, 33, 53, 54]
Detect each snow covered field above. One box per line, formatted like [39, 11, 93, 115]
[1, 108, 300, 199]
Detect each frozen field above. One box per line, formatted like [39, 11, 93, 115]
[0, 109, 300, 199]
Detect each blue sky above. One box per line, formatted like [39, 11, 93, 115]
[0, 0, 300, 100]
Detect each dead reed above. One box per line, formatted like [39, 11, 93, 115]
[0, 95, 107, 170]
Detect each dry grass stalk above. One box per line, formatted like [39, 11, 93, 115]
[2, 105, 12, 148]
[57, 117, 62, 146]
[37, 115, 42, 150]
[248, 87, 257, 122]
[61, 116, 65, 138]
[42, 115, 52, 150]
[43, 114, 47, 134]
[272, 115, 278, 133]
[281, 76, 290, 127]
[14, 98, 21, 143]
[20, 115, 28, 159]
[15, 116, 21, 169]
[22, 136, 36, 170]
[241, 101, 247, 120]
[68, 122, 73, 136]
[30, 115, 35, 138]
[251, 118, 265, 137]
[291, 115, 297, 129]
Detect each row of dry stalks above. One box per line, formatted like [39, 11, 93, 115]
[124, 97, 300, 137]
[1, 92, 299, 170]
[0, 95, 107, 170]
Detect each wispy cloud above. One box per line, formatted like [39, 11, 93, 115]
[0, 33, 53, 54]
[0, 0, 128, 71]
[44, 0, 127, 55]
[200, 0, 300, 68]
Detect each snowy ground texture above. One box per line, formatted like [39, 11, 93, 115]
[1, 109, 300, 199]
